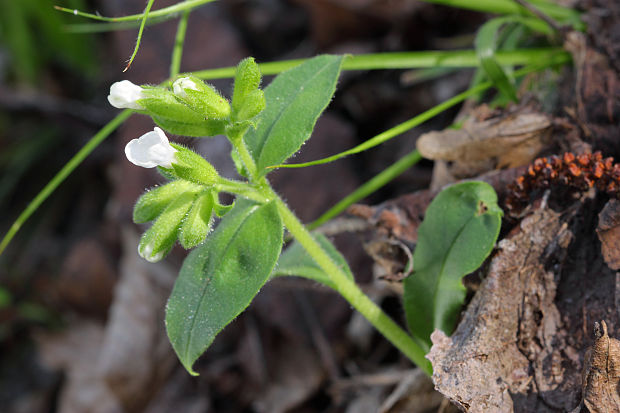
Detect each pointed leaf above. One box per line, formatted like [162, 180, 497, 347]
[166, 199, 283, 375]
[244, 55, 344, 175]
[273, 233, 352, 289]
[403, 181, 502, 351]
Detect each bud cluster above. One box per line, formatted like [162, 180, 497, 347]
[505, 151, 620, 214]
[133, 181, 233, 262]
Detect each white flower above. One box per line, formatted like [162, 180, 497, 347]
[139, 241, 165, 263]
[172, 77, 199, 98]
[125, 127, 178, 168]
[108, 80, 145, 110]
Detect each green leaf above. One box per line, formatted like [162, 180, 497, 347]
[403, 181, 502, 351]
[178, 191, 215, 249]
[475, 16, 552, 103]
[273, 233, 352, 289]
[213, 199, 234, 217]
[244, 55, 344, 175]
[133, 180, 202, 224]
[166, 199, 283, 375]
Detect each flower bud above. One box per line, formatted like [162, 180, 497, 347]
[171, 75, 231, 121]
[232, 58, 262, 118]
[169, 144, 220, 186]
[138, 192, 196, 262]
[172, 77, 199, 98]
[178, 191, 215, 249]
[233, 89, 265, 123]
[139, 86, 229, 137]
[125, 127, 177, 168]
[133, 180, 202, 223]
[108, 80, 145, 110]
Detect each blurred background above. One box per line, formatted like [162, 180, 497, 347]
[0, 1, 489, 412]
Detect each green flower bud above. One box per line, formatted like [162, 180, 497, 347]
[232, 57, 263, 122]
[139, 87, 228, 137]
[172, 76, 231, 120]
[234, 89, 265, 123]
[178, 191, 215, 249]
[138, 192, 196, 262]
[133, 180, 202, 224]
[167, 144, 220, 186]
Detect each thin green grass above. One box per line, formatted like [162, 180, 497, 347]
[54, 0, 217, 23]
[0, 111, 132, 255]
[191, 48, 568, 79]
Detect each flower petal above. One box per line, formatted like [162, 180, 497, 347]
[108, 80, 145, 110]
[172, 77, 198, 98]
[125, 127, 177, 168]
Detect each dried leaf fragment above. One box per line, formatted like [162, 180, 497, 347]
[597, 200, 620, 270]
[580, 320, 620, 413]
[417, 104, 551, 168]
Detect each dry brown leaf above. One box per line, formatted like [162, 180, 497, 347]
[98, 229, 177, 412]
[378, 369, 446, 413]
[578, 320, 620, 413]
[417, 104, 551, 166]
[417, 104, 551, 189]
[36, 320, 123, 413]
[252, 342, 325, 413]
[596, 199, 620, 270]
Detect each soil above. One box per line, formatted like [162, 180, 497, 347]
[0, 0, 618, 412]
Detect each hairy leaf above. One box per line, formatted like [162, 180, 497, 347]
[403, 181, 502, 351]
[166, 199, 283, 374]
[244, 54, 344, 175]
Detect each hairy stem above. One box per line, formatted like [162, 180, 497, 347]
[228, 132, 431, 374]
[273, 193, 433, 375]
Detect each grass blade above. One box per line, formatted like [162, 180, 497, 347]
[0, 110, 132, 255]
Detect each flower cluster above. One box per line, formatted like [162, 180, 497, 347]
[505, 151, 620, 214]
[107, 58, 265, 262]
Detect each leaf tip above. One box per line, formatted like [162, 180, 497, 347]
[179, 355, 200, 376]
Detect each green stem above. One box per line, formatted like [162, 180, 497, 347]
[170, 9, 190, 78]
[417, 0, 582, 26]
[228, 132, 260, 181]
[54, 0, 217, 22]
[308, 150, 422, 230]
[272, 193, 432, 375]
[226, 132, 429, 372]
[0, 110, 132, 255]
[123, 0, 155, 72]
[271, 81, 492, 169]
[215, 178, 270, 203]
[192, 48, 569, 80]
